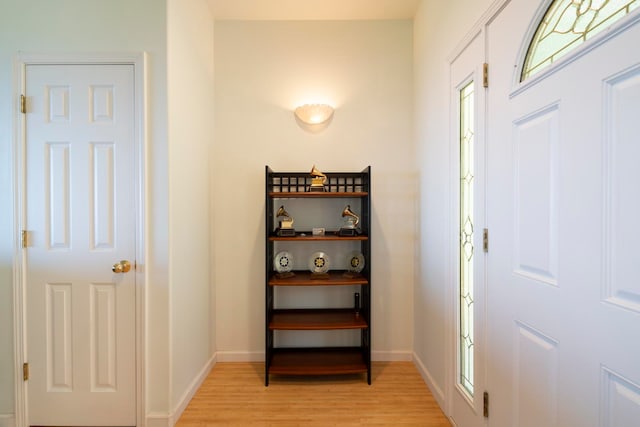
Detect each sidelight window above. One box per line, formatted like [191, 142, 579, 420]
[459, 81, 475, 397]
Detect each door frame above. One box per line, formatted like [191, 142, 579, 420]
[12, 53, 148, 427]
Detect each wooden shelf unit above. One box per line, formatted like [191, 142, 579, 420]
[265, 166, 371, 385]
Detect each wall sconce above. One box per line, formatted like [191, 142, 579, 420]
[294, 104, 334, 133]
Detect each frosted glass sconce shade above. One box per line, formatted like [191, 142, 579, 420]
[294, 104, 334, 125]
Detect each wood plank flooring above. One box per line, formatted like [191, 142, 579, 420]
[176, 361, 451, 426]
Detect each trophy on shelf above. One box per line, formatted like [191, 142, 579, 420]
[339, 205, 360, 236]
[308, 165, 328, 192]
[276, 205, 296, 237]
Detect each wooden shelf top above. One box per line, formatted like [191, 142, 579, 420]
[270, 191, 368, 198]
[270, 309, 368, 330]
[269, 232, 368, 242]
[269, 347, 368, 376]
[269, 271, 368, 286]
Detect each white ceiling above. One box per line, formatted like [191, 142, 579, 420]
[207, 0, 422, 20]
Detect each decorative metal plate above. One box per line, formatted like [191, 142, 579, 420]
[308, 251, 330, 274]
[274, 251, 293, 273]
[346, 251, 365, 273]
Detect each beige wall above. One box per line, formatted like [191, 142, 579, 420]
[213, 20, 416, 359]
[167, 0, 216, 416]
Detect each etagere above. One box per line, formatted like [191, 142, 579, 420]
[265, 166, 371, 385]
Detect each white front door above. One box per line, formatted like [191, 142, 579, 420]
[449, 30, 486, 427]
[487, 2, 640, 426]
[25, 64, 136, 426]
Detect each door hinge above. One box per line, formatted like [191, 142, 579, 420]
[483, 63, 489, 88]
[23, 363, 29, 381]
[21, 230, 31, 248]
[483, 228, 489, 253]
[483, 391, 489, 417]
[20, 94, 26, 114]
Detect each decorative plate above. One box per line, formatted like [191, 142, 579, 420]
[274, 251, 294, 273]
[308, 251, 330, 274]
[346, 251, 365, 273]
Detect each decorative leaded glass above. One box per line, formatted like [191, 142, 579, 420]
[459, 81, 475, 397]
[522, 0, 640, 80]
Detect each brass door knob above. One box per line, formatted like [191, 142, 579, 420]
[112, 260, 132, 273]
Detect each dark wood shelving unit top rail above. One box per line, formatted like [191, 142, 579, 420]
[270, 191, 368, 198]
[267, 169, 369, 195]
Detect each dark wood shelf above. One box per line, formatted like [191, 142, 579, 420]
[270, 309, 368, 330]
[269, 232, 368, 241]
[269, 347, 368, 376]
[269, 271, 368, 286]
[270, 191, 368, 199]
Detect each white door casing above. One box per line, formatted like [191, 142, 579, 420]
[448, 29, 487, 427]
[23, 63, 138, 426]
[486, 2, 640, 426]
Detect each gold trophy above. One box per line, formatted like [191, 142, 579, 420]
[276, 205, 296, 237]
[339, 205, 360, 236]
[309, 165, 328, 192]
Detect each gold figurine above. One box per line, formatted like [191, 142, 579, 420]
[276, 205, 294, 228]
[341, 205, 360, 227]
[276, 205, 296, 236]
[339, 205, 360, 236]
[309, 165, 328, 192]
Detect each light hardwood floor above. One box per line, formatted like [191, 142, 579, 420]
[176, 361, 451, 426]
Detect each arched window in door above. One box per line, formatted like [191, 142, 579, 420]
[522, 0, 640, 80]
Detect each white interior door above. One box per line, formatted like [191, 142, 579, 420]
[487, 2, 640, 426]
[449, 30, 486, 427]
[25, 64, 136, 426]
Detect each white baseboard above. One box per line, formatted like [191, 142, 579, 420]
[412, 352, 446, 410]
[215, 350, 264, 362]
[169, 353, 216, 425]
[146, 353, 217, 427]
[145, 413, 171, 427]
[0, 414, 15, 427]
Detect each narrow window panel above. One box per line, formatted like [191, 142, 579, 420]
[459, 81, 475, 396]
